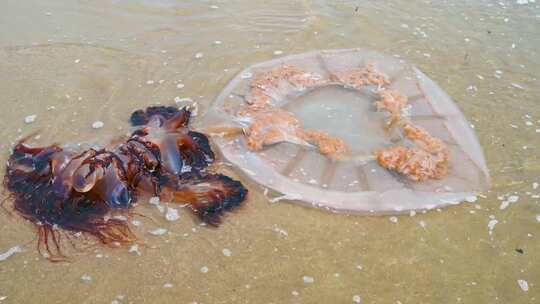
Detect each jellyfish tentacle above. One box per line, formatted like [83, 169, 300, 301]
[36, 224, 68, 262]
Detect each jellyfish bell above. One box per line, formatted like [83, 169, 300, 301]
[200, 49, 490, 214]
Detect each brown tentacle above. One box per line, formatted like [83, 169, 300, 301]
[70, 219, 136, 247]
[50, 228, 62, 255]
[36, 225, 45, 257]
[36, 225, 67, 262]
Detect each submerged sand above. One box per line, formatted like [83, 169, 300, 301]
[0, 0, 539, 303]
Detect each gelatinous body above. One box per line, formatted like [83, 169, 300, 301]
[4, 106, 247, 260]
[201, 49, 489, 214]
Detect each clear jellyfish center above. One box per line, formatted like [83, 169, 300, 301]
[284, 85, 391, 154]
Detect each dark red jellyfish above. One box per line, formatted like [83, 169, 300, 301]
[4, 106, 247, 260]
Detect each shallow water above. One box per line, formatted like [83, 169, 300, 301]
[0, 0, 539, 303]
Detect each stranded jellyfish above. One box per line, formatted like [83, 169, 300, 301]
[200, 49, 489, 214]
[4, 106, 247, 260]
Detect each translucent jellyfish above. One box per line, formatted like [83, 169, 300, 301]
[199, 49, 490, 214]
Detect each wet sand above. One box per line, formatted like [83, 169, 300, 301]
[0, 1, 539, 303]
